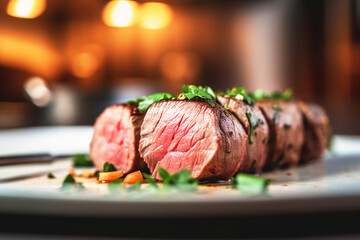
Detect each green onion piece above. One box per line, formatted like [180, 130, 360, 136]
[233, 173, 269, 194]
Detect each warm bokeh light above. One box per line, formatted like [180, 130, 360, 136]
[0, 31, 62, 79]
[72, 52, 99, 79]
[6, 0, 46, 19]
[139, 2, 173, 29]
[24, 76, 52, 107]
[102, 0, 139, 27]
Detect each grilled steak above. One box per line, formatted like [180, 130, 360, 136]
[139, 100, 248, 180]
[298, 101, 330, 162]
[257, 100, 304, 167]
[217, 95, 269, 173]
[90, 104, 147, 174]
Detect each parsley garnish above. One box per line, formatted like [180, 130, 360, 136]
[246, 110, 258, 144]
[61, 174, 84, 191]
[159, 168, 198, 191]
[274, 153, 285, 168]
[47, 173, 56, 179]
[284, 123, 291, 129]
[250, 160, 257, 172]
[220, 87, 254, 105]
[250, 89, 292, 101]
[73, 154, 93, 167]
[273, 104, 280, 123]
[178, 85, 216, 106]
[103, 162, 117, 172]
[232, 173, 269, 194]
[128, 93, 175, 112]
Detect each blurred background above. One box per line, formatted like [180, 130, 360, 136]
[0, 0, 359, 135]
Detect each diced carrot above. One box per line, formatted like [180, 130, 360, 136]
[69, 168, 76, 177]
[98, 170, 123, 182]
[123, 171, 143, 185]
[81, 169, 92, 178]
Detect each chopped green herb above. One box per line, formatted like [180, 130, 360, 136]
[103, 162, 117, 172]
[142, 172, 158, 189]
[72, 154, 93, 167]
[284, 124, 291, 129]
[126, 180, 142, 191]
[250, 160, 257, 172]
[224, 104, 228, 109]
[159, 168, 198, 191]
[273, 104, 280, 123]
[178, 85, 216, 106]
[128, 92, 175, 112]
[274, 153, 285, 168]
[225, 150, 231, 154]
[232, 173, 269, 194]
[61, 174, 84, 191]
[94, 170, 100, 179]
[250, 89, 292, 101]
[262, 138, 267, 144]
[62, 174, 75, 184]
[47, 173, 56, 179]
[246, 110, 258, 144]
[220, 87, 254, 105]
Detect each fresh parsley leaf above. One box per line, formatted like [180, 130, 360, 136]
[232, 173, 269, 194]
[103, 162, 117, 172]
[126, 180, 142, 191]
[62, 174, 75, 184]
[72, 154, 93, 167]
[158, 168, 198, 191]
[179, 85, 216, 106]
[94, 170, 100, 179]
[142, 172, 157, 184]
[250, 89, 292, 101]
[61, 174, 84, 192]
[128, 93, 175, 112]
[221, 87, 254, 105]
[47, 173, 56, 179]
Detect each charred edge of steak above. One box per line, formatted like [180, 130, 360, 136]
[216, 95, 249, 133]
[298, 101, 330, 162]
[257, 100, 304, 169]
[217, 95, 269, 173]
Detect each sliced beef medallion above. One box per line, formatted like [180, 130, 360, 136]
[217, 95, 269, 173]
[90, 104, 147, 174]
[257, 100, 304, 168]
[139, 100, 248, 180]
[298, 101, 330, 162]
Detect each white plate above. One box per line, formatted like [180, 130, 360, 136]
[0, 127, 359, 218]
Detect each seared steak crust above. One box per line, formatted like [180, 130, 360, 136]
[217, 95, 269, 173]
[139, 100, 247, 180]
[298, 101, 330, 162]
[257, 100, 304, 167]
